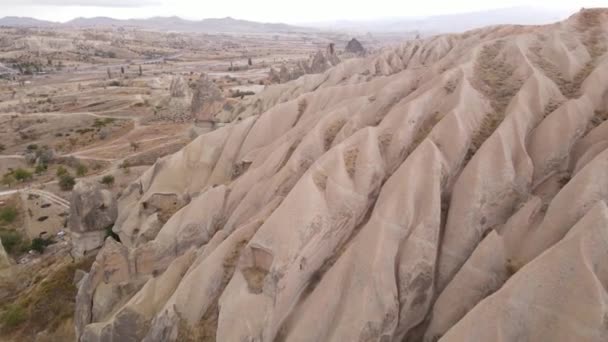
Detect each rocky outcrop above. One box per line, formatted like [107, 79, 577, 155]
[75, 9, 608, 342]
[345, 38, 366, 55]
[0, 238, 11, 270]
[69, 181, 117, 257]
[190, 74, 225, 123]
[153, 75, 194, 123]
[267, 43, 341, 84]
[168, 76, 190, 98]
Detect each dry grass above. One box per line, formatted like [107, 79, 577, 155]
[475, 40, 522, 114]
[575, 8, 603, 32]
[313, 172, 328, 191]
[145, 194, 184, 224]
[543, 99, 563, 118]
[276, 138, 302, 176]
[343, 148, 359, 179]
[529, 11, 606, 100]
[467, 40, 524, 160]
[1, 256, 94, 338]
[176, 306, 218, 342]
[470, 112, 504, 154]
[294, 98, 308, 127]
[324, 119, 346, 151]
[411, 111, 444, 154]
[505, 258, 523, 277]
[588, 110, 608, 130]
[241, 266, 267, 294]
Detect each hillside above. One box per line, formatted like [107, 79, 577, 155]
[0, 17, 56, 28]
[73, 8, 608, 342]
[0, 16, 311, 33]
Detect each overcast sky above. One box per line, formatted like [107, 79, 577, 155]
[1, 0, 607, 23]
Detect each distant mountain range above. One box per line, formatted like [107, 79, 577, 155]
[306, 7, 577, 33]
[0, 7, 581, 34]
[0, 16, 313, 33]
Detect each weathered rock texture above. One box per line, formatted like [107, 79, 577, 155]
[268, 44, 341, 84]
[0, 238, 10, 270]
[155, 74, 225, 123]
[69, 181, 118, 257]
[168, 76, 190, 98]
[190, 74, 225, 122]
[345, 38, 366, 55]
[76, 9, 608, 342]
[153, 75, 193, 122]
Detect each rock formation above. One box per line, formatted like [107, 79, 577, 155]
[69, 180, 118, 258]
[0, 238, 11, 270]
[76, 9, 608, 342]
[168, 75, 190, 98]
[268, 43, 341, 84]
[190, 74, 225, 123]
[345, 38, 366, 55]
[154, 74, 225, 123]
[153, 75, 193, 122]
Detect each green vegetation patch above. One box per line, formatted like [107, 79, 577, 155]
[1, 257, 95, 334]
[0, 229, 29, 256]
[0, 207, 17, 224]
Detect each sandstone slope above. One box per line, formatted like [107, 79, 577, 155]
[75, 9, 608, 342]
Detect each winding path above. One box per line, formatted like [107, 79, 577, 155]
[0, 188, 70, 209]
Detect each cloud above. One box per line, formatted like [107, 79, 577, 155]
[4, 0, 161, 7]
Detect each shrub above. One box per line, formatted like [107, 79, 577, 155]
[56, 166, 68, 177]
[129, 141, 140, 151]
[92, 118, 114, 128]
[105, 226, 120, 241]
[30, 237, 53, 254]
[24, 256, 94, 333]
[1, 304, 26, 329]
[58, 174, 75, 191]
[35, 163, 47, 174]
[35, 147, 54, 165]
[76, 164, 88, 177]
[76, 128, 94, 135]
[0, 207, 17, 223]
[26, 144, 38, 151]
[1, 174, 15, 187]
[0, 230, 26, 255]
[100, 175, 115, 187]
[13, 168, 33, 182]
[0, 144, 4, 152]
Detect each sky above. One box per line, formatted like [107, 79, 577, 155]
[1, 0, 607, 23]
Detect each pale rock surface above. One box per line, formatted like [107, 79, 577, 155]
[0, 238, 11, 270]
[74, 9, 608, 342]
[69, 180, 118, 258]
[190, 74, 224, 122]
[267, 44, 341, 85]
